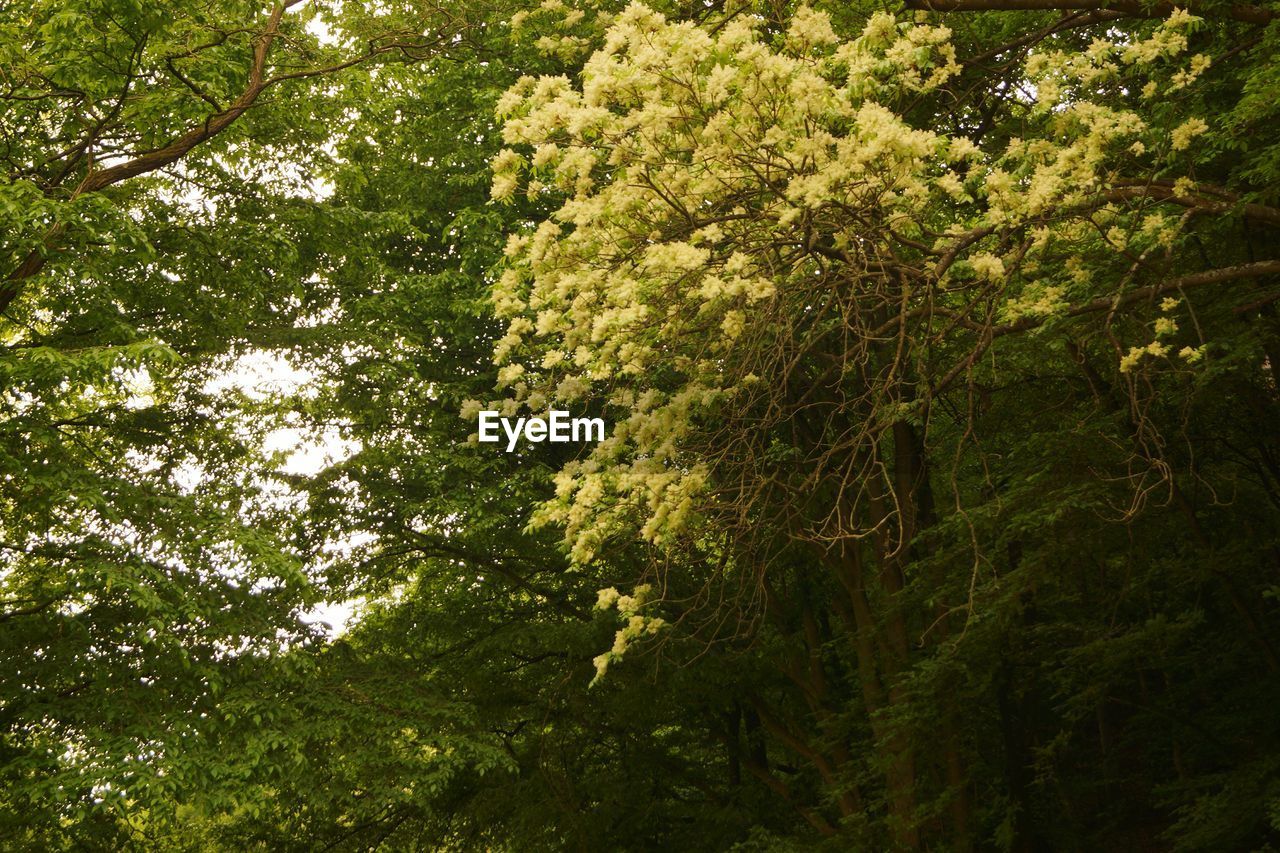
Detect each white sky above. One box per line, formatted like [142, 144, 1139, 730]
[206, 351, 362, 635]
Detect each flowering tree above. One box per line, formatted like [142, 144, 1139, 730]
[484, 3, 1280, 844]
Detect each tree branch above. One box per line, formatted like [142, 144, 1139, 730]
[930, 258, 1280, 398]
[0, 2, 457, 316]
[905, 0, 1275, 25]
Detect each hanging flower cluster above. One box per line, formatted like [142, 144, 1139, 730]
[591, 584, 666, 683]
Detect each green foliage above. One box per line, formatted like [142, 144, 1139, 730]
[3, 0, 1280, 850]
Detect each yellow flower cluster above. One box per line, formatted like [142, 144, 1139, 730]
[484, 3, 1216, 563]
[591, 584, 666, 683]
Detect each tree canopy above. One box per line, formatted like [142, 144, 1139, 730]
[3, 0, 1279, 850]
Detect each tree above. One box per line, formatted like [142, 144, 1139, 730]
[0, 0, 474, 843]
[485, 2, 1280, 847]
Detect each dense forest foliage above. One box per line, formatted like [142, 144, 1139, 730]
[2, 0, 1279, 849]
